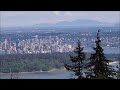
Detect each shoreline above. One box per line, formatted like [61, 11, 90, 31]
[0, 67, 66, 74]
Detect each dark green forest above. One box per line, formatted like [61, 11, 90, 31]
[0, 52, 119, 73]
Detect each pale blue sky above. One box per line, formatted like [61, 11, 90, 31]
[1, 11, 120, 27]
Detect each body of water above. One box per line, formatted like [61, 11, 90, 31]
[84, 47, 120, 54]
[0, 63, 119, 79]
[0, 70, 73, 79]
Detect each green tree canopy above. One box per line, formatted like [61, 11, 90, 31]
[65, 40, 86, 79]
[86, 30, 116, 79]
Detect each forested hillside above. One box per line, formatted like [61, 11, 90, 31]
[0, 52, 119, 73]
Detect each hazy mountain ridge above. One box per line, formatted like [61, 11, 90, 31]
[34, 19, 115, 27]
[1, 19, 119, 31]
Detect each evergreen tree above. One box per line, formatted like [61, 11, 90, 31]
[86, 30, 116, 79]
[64, 40, 86, 79]
[116, 62, 120, 79]
[118, 61, 120, 73]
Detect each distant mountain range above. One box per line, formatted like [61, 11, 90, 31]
[114, 23, 120, 27]
[1, 19, 119, 31]
[33, 19, 116, 28]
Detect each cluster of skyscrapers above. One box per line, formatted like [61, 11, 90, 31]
[0, 35, 74, 54]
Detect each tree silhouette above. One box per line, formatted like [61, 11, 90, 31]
[117, 62, 120, 79]
[86, 30, 116, 79]
[64, 40, 86, 79]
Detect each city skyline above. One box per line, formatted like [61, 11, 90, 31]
[1, 11, 120, 27]
[0, 30, 119, 54]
